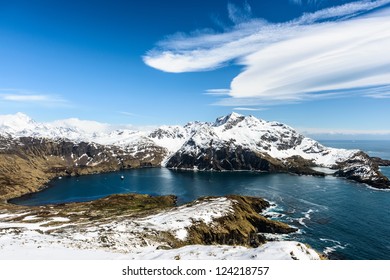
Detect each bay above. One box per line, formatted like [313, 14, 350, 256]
[11, 141, 390, 260]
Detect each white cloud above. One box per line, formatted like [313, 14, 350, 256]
[204, 89, 231, 95]
[233, 107, 266, 111]
[228, 1, 252, 24]
[144, 0, 390, 106]
[230, 17, 390, 100]
[299, 127, 390, 135]
[119, 111, 140, 117]
[0, 89, 68, 106]
[289, 0, 323, 6]
[118, 111, 155, 119]
[298, 127, 390, 140]
[364, 85, 390, 98]
[2, 94, 48, 101]
[49, 118, 113, 134]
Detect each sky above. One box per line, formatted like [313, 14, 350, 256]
[0, 0, 389, 139]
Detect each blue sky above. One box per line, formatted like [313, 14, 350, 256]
[0, 0, 389, 139]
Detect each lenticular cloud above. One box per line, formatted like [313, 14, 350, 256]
[143, 0, 390, 104]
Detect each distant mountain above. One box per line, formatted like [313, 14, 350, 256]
[0, 112, 355, 166]
[0, 112, 389, 200]
[165, 112, 358, 169]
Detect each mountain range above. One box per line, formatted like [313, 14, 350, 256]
[0, 112, 389, 200]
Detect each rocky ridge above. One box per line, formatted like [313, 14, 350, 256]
[0, 112, 389, 201]
[0, 135, 166, 200]
[164, 113, 389, 189]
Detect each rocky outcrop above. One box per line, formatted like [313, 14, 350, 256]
[370, 157, 390, 166]
[166, 145, 324, 176]
[0, 194, 296, 250]
[0, 136, 166, 200]
[167, 145, 283, 172]
[184, 196, 296, 248]
[335, 152, 390, 189]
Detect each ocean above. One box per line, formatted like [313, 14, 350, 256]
[11, 140, 390, 260]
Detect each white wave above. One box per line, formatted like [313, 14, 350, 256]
[261, 200, 287, 220]
[288, 208, 317, 228]
[296, 198, 328, 210]
[320, 238, 348, 255]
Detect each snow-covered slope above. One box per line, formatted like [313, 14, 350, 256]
[0, 195, 320, 260]
[0, 112, 147, 146]
[166, 112, 357, 168]
[0, 111, 369, 178]
[0, 112, 356, 167]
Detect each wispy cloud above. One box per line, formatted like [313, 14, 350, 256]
[119, 111, 140, 117]
[299, 127, 390, 140]
[290, 0, 303, 4]
[3, 94, 49, 102]
[228, 1, 252, 24]
[144, 0, 390, 106]
[0, 89, 69, 106]
[289, 0, 324, 6]
[204, 89, 231, 95]
[233, 107, 266, 111]
[118, 111, 156, 120]
[363, 84, 390, 98]
[298, 127, 390, 135]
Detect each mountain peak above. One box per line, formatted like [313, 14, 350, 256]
[0, 112, 36, 128]
[12, 112, 34, 122]
[214, 112, 245, 127]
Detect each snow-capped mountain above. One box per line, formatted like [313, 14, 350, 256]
[166, 112, 357, 168]
[0, 112, 389, 191]
[0, 112, 145, 145]
[0, 112, 355, 167]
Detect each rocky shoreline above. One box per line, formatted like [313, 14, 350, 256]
[1, 113, 389, 202]
[0, 136, 163, 201]
[0, 193, 320, 260]
[1, 134, 389, 202]
[0, 113, 389, 259]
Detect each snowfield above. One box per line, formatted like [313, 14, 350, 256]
[137, 197, 234, 241]
[0, 197, 320, 260]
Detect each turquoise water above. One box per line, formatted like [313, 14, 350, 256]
[11, 141, 390, 260]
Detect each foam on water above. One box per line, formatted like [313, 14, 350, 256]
[261, 201, 287, 219]
[320, 238, 348, 256]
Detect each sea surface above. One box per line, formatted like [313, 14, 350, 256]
[11, 140, 390, 260]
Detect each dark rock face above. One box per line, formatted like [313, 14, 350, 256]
[167, 145, 281, 172]
[370, 157, 390, 166]
[149, 128, 185, 140]
[185, 196, 296, 248]
[335, 152, 390, 189]
[166, 145, 325, 177]
[166, 137, 388, 188]
[0, 136, 166, 200]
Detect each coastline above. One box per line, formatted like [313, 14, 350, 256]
[0, 193, 321, 260]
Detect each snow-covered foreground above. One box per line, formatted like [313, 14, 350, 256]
[0, 196, 321, 260]
[0, 234, 320, 260]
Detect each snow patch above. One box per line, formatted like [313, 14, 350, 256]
[134, 197, 233, 240]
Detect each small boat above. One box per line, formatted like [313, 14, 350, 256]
[120, 175, 124, 180]
[58, 176, 62, 179]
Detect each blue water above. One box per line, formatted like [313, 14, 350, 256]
[11, 141, 390, 260]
